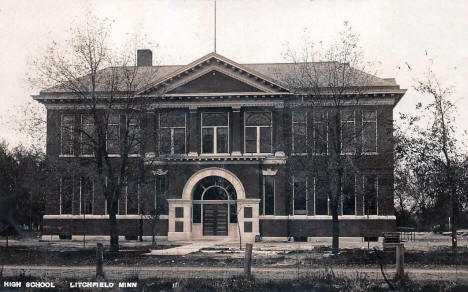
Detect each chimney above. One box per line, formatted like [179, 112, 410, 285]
[137, 49, 152, 66]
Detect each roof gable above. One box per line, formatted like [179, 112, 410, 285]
[139, 52, 289, 95]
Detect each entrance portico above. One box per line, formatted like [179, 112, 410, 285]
[167, 167, 260, 242]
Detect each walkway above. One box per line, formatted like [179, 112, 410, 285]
[146, 240, 220, 256]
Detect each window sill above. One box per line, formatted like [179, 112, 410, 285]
[79, 154, 94, 158]
[199, 153, 230, 157]
[107, 154, 121, 157]
[361, 152, 379, 156]
[243, 153, 273, 156]
[59, 154, 75, 158]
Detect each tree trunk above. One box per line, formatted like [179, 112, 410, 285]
[108, 199, 119, 253]
[332, 200, 339, 254]
[451, 193, 458, 251]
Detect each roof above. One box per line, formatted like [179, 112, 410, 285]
[38, 52, 403, 95]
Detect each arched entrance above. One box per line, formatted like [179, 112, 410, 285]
[167, 167, 260, 241]
[192, 176, 237, 236]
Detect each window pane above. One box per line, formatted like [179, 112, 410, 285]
[155, 176, 168, 215]
[108, 114, 120, 124]
[341, 122, 355, 153]
[292, 110, 307, 123]
[315, 178, 328, 215]
[341, 110, 354, 122]
[363, 110, 377, 121]
[128, 124, 141, 154]
[245, 127, 257, 153]
[193, 204, 201, 223]
[160, 112, 186, 127]
[202, 128, 214, 153]
[293, 123, 307, 153]
[260, 127, 271, 153]
[173, 128, 186, 154]
[229, 204, 238, 223]
[81, 124, 94, 155]
[107, 125, 120, 154]
[203, 112, 228, 126]
[294, 176, 307, 215]
[363, 122, 377, 153]
[264, 176, 275, 215]
[61, 177, 73, 214]
[81, 177, 93, 214]
[245, 112, 271, 126]
[61, 115, 74, 155]
[364, 176, 377, 215]
[127, 181, 139, 215]
[314, 123, 327, 154]
[159, 128, 171, 154]
[217, 127, 228, 153]
[342, 175, 355, 215]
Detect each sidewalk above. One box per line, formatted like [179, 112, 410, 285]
[146, 241, 220, 256]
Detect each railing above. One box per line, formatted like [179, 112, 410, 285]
[397, 227, 416, 242]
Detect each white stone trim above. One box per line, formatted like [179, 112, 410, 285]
[181, 167, 246, 200]
[43, 215, 169, 219]
[258, 215, 396, 220]
[261, 237, 289, 242]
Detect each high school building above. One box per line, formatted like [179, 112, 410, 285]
[35, 51, 406, 242]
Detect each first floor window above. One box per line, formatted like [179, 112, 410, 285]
[61, 114, 75, 155]
[293, 174, 307, 215]
[229, 203, 238, 223]
[262, 176, 275, 215]
[342, 174, 355, 215]
[244, 112, 272, 154]
[314, 177, 328, 215]
[193, 204, 201, 223]
[155, 175, 168, 215]
[363, 175, 378, 215]
[126, 180, 139, 215]
[159, 111, 186, 155]
[80, 177, 93, 215]
[60, 177, 73, 214]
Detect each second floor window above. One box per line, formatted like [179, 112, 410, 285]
[81, 115, 94, 155]
[202, 112, 229, 154]
[244, 112, 272, 154]
[61, 114, 74, 155]
[127, 116, 141, 155]
[341, 110, 355, 154]
[292, 111, 307, 154]
[313, 111, 328, 154]
[159, 111, 186, 155]
[106, 114, 120, 154]
[362, 110, 377, 154]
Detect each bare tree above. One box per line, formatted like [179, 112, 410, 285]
[29, 16, 162, 252]
[283, 23, 379, 253]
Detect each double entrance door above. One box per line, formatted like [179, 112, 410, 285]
[203, 204, 228, 236]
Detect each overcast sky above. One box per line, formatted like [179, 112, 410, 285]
[0, 0, 467, 148]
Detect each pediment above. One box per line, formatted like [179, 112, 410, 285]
[167, 69, 263, 94]
[139, 52, 289, 95]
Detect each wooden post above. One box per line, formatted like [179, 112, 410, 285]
[96, 243, 105, 279]
[395, 243, 405, 279]
[244, 243, 253, 279]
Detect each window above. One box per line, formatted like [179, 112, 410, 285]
[175, 221, 184, 232]
[201, 112, 229, 154]
[314, 177, 328, 215]
[80, 177, 93, 215]
[81, 115, 94, 155]
[159, 111, 186, 155]
[175, 207, 184, 218]
[104, 177, 120, 215]
[341, 110, 355, 154]
[293, 174, 307, 215]
[244, 221, 252, 233]
[362, 110, 377, 154]
[155, 175, 168, 215]
[244, 112, 272, 154]
[244, 207, 253, 218]
[342, 174, 355, 215]
[313, 111, 328, 154]
[262, 176, 275, 215]
[126, 179, 139, 215]
[292, 110, 307, 153]
[60, 177, 73, 214]
[106, 114, 120, 154]
[127, 116, 141, 155]
[193, 204, 201, 223]
[363, 175, 378, 215]
[61, 115, 74, 155]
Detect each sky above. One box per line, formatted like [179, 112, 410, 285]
[0, 0, 467, 149]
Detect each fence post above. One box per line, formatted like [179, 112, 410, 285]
[244, 243, 253, 279]
[395, 243, 405, 279]
[96, 243, 105, 279]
